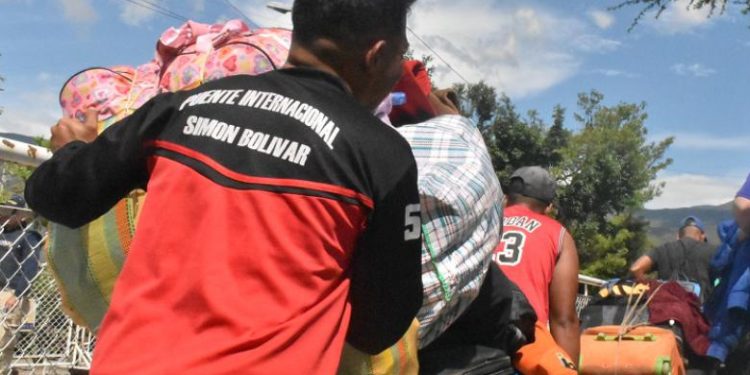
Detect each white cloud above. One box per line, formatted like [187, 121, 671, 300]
[36, 72, 52, 82]
[671, 63, 716, 77]
[0, 89, 60, 138]
[119, 1, 157, 26]
[645, 0, 713, 34]
[407, 1, 613, 98]
[646, 173, 743, 209]
[56, 0, 97, 25]
[226, 0, 618, 99]
[593, 69, 639, 78]
[663, 133, 750, 151]
[589, 10, 615, 29]
[191, 0, 205, 13]
[574, 34, 622, 53]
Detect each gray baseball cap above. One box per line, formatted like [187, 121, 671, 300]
[508, 166, 556, 203]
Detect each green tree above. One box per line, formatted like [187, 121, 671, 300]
[555, 91, 673, 276]
[542, 105, 570, 167]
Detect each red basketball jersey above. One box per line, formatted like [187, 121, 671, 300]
[493, 205, 565, 324]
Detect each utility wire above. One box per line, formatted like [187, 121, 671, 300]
[120, 0, 189, 22]
[138, 0, 189, 21]
[406, 26, 470, 85]
[222, 0, 260, 28]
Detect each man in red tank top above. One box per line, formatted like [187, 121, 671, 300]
[493, 166, 580, 368]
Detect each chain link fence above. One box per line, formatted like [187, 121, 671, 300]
[0, 137, 93, 374]
[0, 210, 95, 375]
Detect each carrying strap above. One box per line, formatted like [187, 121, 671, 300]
[422, 224, 453, 302]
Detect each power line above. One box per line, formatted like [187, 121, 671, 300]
[119, 0, 188, 22]
[406, 26, 470, 85]
[222, 0, 260, 28]
[138, 0, 189, 20]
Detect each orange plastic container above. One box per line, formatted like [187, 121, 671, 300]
[579, 325, 685, 375]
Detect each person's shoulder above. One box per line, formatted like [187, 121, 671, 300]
[398, 115, 475, 136]
[397, 115, 487, 156]
[661, 238, 683, 247]
[649, 240, 675, 255]
[535, 210, 565, 229]
[681, 237, 706, 249]
[696, 240, 717, 253]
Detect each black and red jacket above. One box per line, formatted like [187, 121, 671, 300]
[26, 68, 423, 374]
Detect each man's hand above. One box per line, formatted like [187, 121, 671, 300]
[629, 255, 654, 283]
[50, 109, 99, 152]
[428, 89, 460, 116]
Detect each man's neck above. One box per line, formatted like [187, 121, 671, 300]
[509, 202, 544, 215]
[284, 40, 353, 95]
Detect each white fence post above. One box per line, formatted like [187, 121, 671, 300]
[0, 137, 52, 168]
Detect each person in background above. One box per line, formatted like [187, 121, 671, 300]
[24, 0, 423, 373]
[0, 195, 42, 370]
[630, 216, 717, 302]
[703, 176, 750, 369]
[493, 166, 579, 373]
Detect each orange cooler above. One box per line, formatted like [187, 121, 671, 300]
[579, 325, 685, 375]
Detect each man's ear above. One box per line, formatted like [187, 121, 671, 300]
[364, 40, 388, 72]
[545, 203, 555, 216]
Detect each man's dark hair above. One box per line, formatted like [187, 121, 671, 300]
[292, 0, 416, 49]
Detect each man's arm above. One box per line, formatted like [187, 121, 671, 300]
[549, 230, 580, 364]
[346, 161, 423, 354]
[735, 196, 750, 240]
[25, 94, 176, 228]
[630, 254, 655, 282]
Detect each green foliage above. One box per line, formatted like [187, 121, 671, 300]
[578, 214, 652, 278]
[454, 82, 565, 184]
[556, 91, 673, 230]
[455, 85, 672, 278]
[0, 162, 33, 203]
[611, 0, 750, 31]
[0, 138, 47, 203]
[32, 136, 51, 149]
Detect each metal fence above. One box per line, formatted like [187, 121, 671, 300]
[0, 136, 605, 374]
[0, 210, 95, 374]
[0, 137, 93, 374]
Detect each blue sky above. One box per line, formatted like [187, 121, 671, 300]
[0, 0, 748, 209]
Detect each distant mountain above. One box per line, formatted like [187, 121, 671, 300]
[639, 202, 734, 249]
[0, 132, 38, 145]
